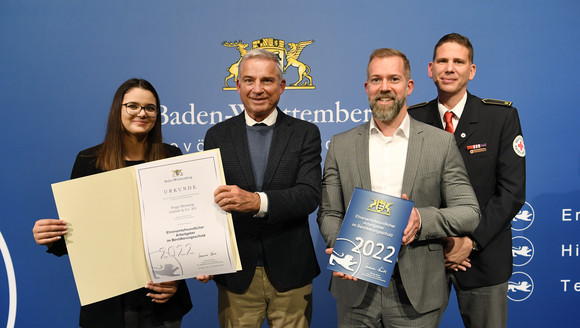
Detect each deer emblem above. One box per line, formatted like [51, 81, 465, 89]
[222, 40, 249, 87]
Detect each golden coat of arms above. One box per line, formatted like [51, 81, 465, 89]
[367, 198, 393, 216]
[222, 37, 315, 90]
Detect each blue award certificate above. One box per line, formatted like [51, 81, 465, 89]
[327, 188, 414, 287]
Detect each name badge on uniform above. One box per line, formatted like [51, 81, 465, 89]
[467, 143, 487, 154]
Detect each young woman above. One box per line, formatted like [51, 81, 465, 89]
[32, 78, 192, 327]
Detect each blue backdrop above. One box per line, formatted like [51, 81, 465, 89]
[1, 1, 579, 327]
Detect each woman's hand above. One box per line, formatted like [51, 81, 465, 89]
[145, 280, 179, 303]
[32, 219, 67, 247]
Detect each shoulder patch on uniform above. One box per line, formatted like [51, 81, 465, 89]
[513, 135, 525, 157]
[481, 98, 513, 107]
[407, 102, 429, 110]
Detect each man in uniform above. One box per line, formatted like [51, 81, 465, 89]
[408, 33, 526, 328]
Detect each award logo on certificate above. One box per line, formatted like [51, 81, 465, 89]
[327, 188, 414, 287]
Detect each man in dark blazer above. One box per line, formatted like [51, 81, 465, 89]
[318, 48, 480, 327]
[200, 49, 321, 328]
[408, 33, 526, 328]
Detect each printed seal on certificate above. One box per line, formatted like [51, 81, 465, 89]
[327, 188, 414, 287]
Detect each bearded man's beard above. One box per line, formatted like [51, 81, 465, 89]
[370, 91, 406, 122]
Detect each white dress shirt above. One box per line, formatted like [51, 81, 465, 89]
[368, 114, 410, 197]
[368, 113, 421, 233]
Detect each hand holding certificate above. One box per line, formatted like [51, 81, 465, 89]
[136, 149, 240, 282]
[327, 188, 414, 287]
[52, 149, 240, 305]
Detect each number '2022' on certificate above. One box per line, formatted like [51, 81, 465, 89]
[327, 188, 414, 287]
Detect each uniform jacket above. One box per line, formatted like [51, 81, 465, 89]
[408, 92, 526, 288]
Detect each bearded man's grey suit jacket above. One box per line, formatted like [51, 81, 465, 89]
[317, 116, 481, 314]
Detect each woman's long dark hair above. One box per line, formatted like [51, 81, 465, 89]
[96, 78, 168, 171]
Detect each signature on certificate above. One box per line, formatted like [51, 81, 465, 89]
[199, 251, 218, 258]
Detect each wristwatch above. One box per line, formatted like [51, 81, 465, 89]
[471, 239, 481, 251]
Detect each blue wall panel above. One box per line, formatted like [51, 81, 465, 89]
[2, 1, 579, 326]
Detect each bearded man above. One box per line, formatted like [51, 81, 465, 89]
[317, 48, 481, 327]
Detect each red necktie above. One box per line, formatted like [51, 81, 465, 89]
[444, 111, 454, 134]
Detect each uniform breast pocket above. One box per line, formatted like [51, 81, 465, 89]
[463, 149, 496, 171]
[466, 149, 492, 159]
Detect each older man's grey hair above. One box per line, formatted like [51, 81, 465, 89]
[238, 49, 284, 82]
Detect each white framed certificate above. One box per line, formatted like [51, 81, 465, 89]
[135, 149, 240, 282]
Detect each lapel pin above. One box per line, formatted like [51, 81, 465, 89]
[460, 133, 466, 138]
